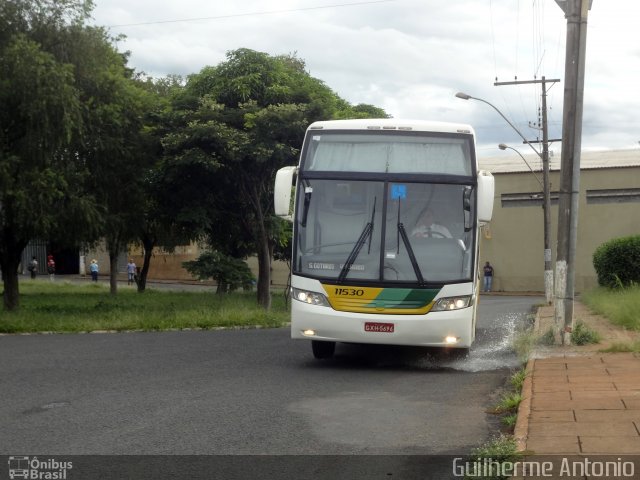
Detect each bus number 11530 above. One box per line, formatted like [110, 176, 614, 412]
[334, 288, 365, 296]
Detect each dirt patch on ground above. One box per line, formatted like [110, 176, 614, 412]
[534, 302, 640, 354]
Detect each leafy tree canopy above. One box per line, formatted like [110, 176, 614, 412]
[162, 48, 389, 308]
[0, 0, 144, 308]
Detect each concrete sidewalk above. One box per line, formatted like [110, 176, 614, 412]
[515, 303, 640, 455]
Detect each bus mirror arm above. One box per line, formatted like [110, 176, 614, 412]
[463, 187, 472, 211]
[301, 189, 312, 227]
[463, 187, 473, 232]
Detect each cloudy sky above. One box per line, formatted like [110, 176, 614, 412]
[90, 0, 640, 158]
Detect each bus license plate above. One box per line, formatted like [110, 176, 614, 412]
[364, 322, 394, 333]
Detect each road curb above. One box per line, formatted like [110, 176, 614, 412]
[513, 305, 543, 453]
[513, 357, 534, 452]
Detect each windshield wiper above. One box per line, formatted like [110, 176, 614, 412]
[397, 223, 425, 285]
[396, 198, 425, 285]
[337, 197, 376, 283]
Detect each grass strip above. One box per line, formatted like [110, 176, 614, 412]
[1, 282, 289, 333]
[581, 285, 640, 331]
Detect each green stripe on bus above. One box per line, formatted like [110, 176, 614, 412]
[365, 288, 439, 309]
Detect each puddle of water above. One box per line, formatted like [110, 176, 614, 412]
[448, 312, 522, 372]
[332, 312, 525, 372]
[389, 312, 523, 372]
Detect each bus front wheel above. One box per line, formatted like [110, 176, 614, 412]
[311, 340, 336, 359]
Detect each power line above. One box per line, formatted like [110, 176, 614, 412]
[105, 0, 395, 28]
[489, 0, 499, 79]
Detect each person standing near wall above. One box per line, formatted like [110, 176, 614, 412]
[47, 254, 55, 282]
[126, 259, 137, 286]
[483, 261, 494, 293]
[28, 256, 38, 279]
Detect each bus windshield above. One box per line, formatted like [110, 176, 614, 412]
[303, 132, 472, 175]
[294, 180, 474, 284]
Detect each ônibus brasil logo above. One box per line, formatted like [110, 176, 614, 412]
[8, 456, 73, 479]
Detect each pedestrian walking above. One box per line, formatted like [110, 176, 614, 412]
[90, 259, 99, 282]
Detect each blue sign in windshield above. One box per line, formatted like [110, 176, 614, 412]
[391, 184, 407, 200]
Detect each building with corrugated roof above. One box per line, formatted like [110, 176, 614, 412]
[478, 148, 640, 292]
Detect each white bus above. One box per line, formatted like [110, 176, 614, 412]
[274, 119, 494, 359]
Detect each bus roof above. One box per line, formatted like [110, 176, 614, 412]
[307, 118, 475, 136]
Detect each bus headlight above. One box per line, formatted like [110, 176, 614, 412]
[431, 295, 472, 311]
[292, 288, 330, 307]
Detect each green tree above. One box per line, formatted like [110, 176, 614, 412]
[0, 1, 100, 311]
[40, 11, 160, 295]
[79, 66, 155, 295]
[164, 50, 314, 308]
[133, 75, 198, 293]
[0, 0, 152, 308]
[164, 48, 387, 309]
[344, 103, 391, 119]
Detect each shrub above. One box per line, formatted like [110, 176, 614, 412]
[509, 368, 528, 391]
[538, 328, 556, 346]
[494, 392, 522, 414]
[593, 235, 640, 288]
[571, 321, 601, 346]
[466, 435, 521, 479]
[501, 414, 518, 429]
[183, 251, 254, 293]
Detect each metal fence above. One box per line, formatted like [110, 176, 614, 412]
[21, 240, 48, 275]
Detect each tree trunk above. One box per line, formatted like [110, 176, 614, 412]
[245, 181, 271, 310]
[0, 238, 27, 311]
[105, 234, 124, 296]
[108, 250, 119, 295]
[137, 237, 155, 293]
[1, 257, 21, 311]
[256, 234, 271, 310]
[216, 281, 228, 294]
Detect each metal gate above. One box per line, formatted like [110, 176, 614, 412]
[21, 240, 48, 275]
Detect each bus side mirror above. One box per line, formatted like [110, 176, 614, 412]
[477, 170, 494, 224]
[274, 166, 298, 221]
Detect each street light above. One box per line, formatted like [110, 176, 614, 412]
[455, 92, 543, 159]
[498, 144, 545, 191]
[455, 91, 553, 303]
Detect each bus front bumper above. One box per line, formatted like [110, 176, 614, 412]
[290, 301, 475, 348]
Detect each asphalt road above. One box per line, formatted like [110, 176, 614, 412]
[0, 295, 541, 478]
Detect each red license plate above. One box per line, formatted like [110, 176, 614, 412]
[364, 322, 394, 333]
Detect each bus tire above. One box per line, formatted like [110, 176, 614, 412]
[311, 340, 336, 359]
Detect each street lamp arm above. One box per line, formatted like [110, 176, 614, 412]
[455, 92, 542, 159]
[498, 143, 545, 191]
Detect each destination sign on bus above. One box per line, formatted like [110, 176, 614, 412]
[307, 262, 365, 271]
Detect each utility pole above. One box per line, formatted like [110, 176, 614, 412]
[541, 79, 554, 305]
[494, 77, 559, 304]
[554, 0, 591, 345]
